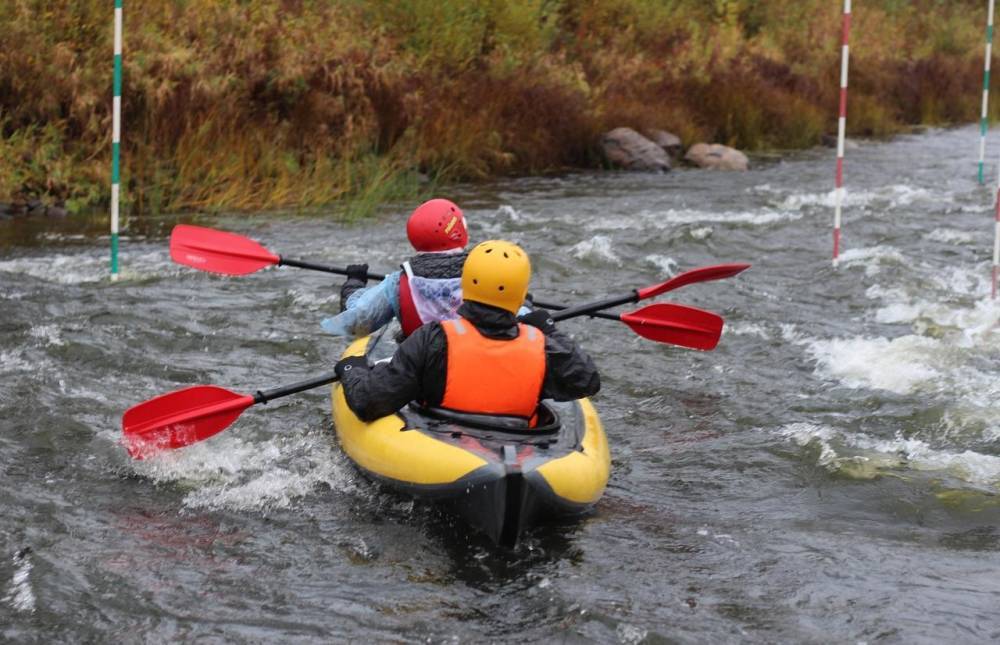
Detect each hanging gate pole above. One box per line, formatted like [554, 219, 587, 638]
[993, 156, 1000, 298]
[110, 0, 123, 280]
[832, 0, 852, 266]
[980, 0, 996, 184]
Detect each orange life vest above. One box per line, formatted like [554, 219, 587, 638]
[439, 318, 546, 419]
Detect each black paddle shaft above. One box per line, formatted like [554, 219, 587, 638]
[278, 257, 385, 282]
[278, 256, 620, 319]
[550, 292, 639, 322]
[533, 299, 621, 322]
[254, 371, 340, 404]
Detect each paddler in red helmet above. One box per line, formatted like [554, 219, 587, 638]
[321, 198, 470, 339]
[334, 240, 600, 423]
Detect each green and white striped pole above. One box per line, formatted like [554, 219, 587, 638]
[110, 0, 123, 280]
[979, 0, 996, 185]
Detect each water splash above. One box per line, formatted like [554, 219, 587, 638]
[570, 236, 622, 266]
[778, 423, 1000, 490]
[4, 549, 35, 614]
[131, 432, 356, 512]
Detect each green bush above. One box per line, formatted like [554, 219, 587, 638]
[0, 0, 995, 214]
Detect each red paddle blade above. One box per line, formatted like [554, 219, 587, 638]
[620, 303, 724, 350]
[122, 385, 255, 459]
[636, 263, 750, 300]
[170, 225, 281, 276]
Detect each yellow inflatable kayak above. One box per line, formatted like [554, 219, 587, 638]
[331, 335, 611, 545]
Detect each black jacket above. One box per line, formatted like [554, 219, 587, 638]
[339, 301, 601, 421]
[339, 251, 468, 310]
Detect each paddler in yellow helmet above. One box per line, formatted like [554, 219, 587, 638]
[334, 240, 600, 423]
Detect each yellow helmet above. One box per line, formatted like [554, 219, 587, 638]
[461, 240, 531, 314]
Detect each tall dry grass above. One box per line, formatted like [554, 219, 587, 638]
[0, 0, 994, 215]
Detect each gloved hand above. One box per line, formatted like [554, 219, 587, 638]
[345, 263, 369, 282]
[517, 308, 556, 335]
[335, 356, 369, 379]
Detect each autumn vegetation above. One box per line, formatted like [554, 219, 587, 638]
[0, 0, 994, 216]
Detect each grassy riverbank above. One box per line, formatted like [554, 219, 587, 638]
[0, 0, 994, 216]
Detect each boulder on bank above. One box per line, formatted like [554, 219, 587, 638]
[600, 127, 671, 172]
[684, 143, 749, 171]
[0, 199, 70, 220]
[644, 129, 683, 159]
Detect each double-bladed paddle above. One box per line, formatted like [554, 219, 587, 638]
[168, 224, 747, 346]
[121, 280, 733, 457]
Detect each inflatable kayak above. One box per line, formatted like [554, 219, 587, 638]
[331, 335, 610, 545]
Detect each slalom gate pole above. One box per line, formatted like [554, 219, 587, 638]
[832, 0, 851, 266]
[110, 0, 123, 280]
[980, 0, 996, 185]
[993, 156, 1000, 298]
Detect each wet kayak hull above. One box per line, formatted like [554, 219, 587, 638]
[331, 335, 610, 545]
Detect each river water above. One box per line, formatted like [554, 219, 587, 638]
[2, 126, 1000, 642]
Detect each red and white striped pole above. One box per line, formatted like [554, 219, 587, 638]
[832, 0, 851, 266]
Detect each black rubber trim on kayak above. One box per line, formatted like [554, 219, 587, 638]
[406, 402, 561, 434]
[499, 470, 524, 547]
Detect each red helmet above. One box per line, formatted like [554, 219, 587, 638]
[406, 199, 468, 252]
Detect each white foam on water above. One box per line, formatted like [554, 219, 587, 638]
[643, 255, 678, 276]
[865, 268, 1000, 342]
[38, 233, 89, 242]
[288, 288, 339, 311]
[836, 246, 906, 276]
[570, 235, 622, 266]
[580, 207, 798, 231]
[778, 423, 1000, 488]
[131, 432, 355, 512]
[0, 350, 32, 374]
[641, 208, 797, 227]
[28, 324, 64, 347]
[925, 228, 975, 245]
[0, 250, 176, 284]
[495, 204, 523, 222]
[801, 278, 1000, 434]
[805, 335, 941, 395]
[925, 264, 990, 299]
[616, 623, 649, 645]
[726, 322, 771, 339]
[4, 552, 35, 614]
[770, 184, 940, 212]
[779, 323, 805, 343]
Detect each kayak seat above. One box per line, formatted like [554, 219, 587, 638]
[407, 402, 561, 435]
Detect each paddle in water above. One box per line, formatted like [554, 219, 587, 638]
[122, 371, 339, 458]
[122, 283, 733, 458]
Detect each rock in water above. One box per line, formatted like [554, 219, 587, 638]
[684, 143, 749, 171]
[644, 129, 683, 159]
[600, 127, 671, 172]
